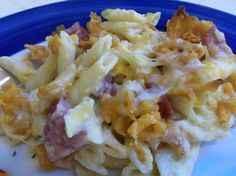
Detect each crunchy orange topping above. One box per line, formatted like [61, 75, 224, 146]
[100, 87, 167, 141]
[37, 84, 61, 99]
[37, 83, 71, 100]
[167, 7, 214, 43]
[169, 80, 223, 105]
[79, 12, 106, 49]
[222, 82, 234, 97]
[100, 97, 117, 123]
[127, 111, 164, 139]
[101, 95, 134, 136]
[124, 91, 136, 120]
[112, 116, 132, 136]
[227, 97, 236, 114]
[197, 80, 222, 92]
[0, 84, 32, 136]
[47, 35, 61, 55]
[24, 44, 48, 62]
[230, 72, 236, 90]
[217, 101, 231, 125]
[155, 37, 206, 65]
[52, 24, 66, 36]
[139, 100, 159, 115]
[139, 119, 167, 144]
[217, 97, 236, 125]
[34, 144, 55, 171]
[153, 119, 167, 134]
[139, 126, 156, 143]
[87, 13, 103, 36]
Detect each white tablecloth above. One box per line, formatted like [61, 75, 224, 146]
[0, 0, 235, 18]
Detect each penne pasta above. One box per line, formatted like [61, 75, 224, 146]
[68, 51, 118, 105]
[57, 31, 76, 74]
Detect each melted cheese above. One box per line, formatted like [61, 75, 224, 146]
[64, 97, 103, 144]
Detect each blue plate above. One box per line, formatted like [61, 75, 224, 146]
[0, 1, 236, 176]
[0, 0, 236, 55]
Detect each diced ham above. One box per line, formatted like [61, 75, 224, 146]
[158, 96, 173, 118]
[93, 75, 119, 98]
[204, 27, 232, 58]
[47, 97, 71, 121]
[44, 98, 87, 161]
[143, 82, 172, 118]
[66, 22, 89, 40]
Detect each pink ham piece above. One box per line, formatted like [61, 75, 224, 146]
[66, 22, 89, 40]
[92, 75, 119, 98]
[158, 96, 173, 118]
[44, 98, 87, 161]
[204, 26, 232, 58]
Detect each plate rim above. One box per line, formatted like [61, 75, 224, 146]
[1, 0, 235, 21]
[0, 0, 236, 55]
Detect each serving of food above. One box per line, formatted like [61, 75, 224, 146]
[0, 7, 236, 176]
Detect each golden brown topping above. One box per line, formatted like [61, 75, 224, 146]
[24, 44, 48, 62]
[217, 97, 236, 126]
[100, 97, 117, 123]
[127, 111, 166, 139]
[139, 119, 167, 145]
[34, 144, 55, 171]
[155, 37, 206, 65]
[169, 79, 222, 96]
[37, 83, 71, 100]
[124, 91, 136, 120]
[138, 100, 159, 115]
[230, 72, 236, 90]
[194, 79, 223, 93]
[168, 80, 223, 107]
[79, 13, 106, 49]
[217, 101, 231, 125]
[0, 84, 32, 141]
[37, 84, 63, 100]
[112, 116, 132, 136]
[87, 13, 103, 36]
[47, 35, 61, 55]
[52, 25, 66, 36]
[167, 7, 214, 43]
[222, 82, 234, 97]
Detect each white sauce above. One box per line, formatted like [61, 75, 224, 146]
[213, 59, 235, 78]
[125, 80, 143, 92]
[185, 59, 205, 70]
[83, 117, 104, 144]
[124, 80, 167, 102]
[229, 115, 235, 128]
[137, 87, 167, 101]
